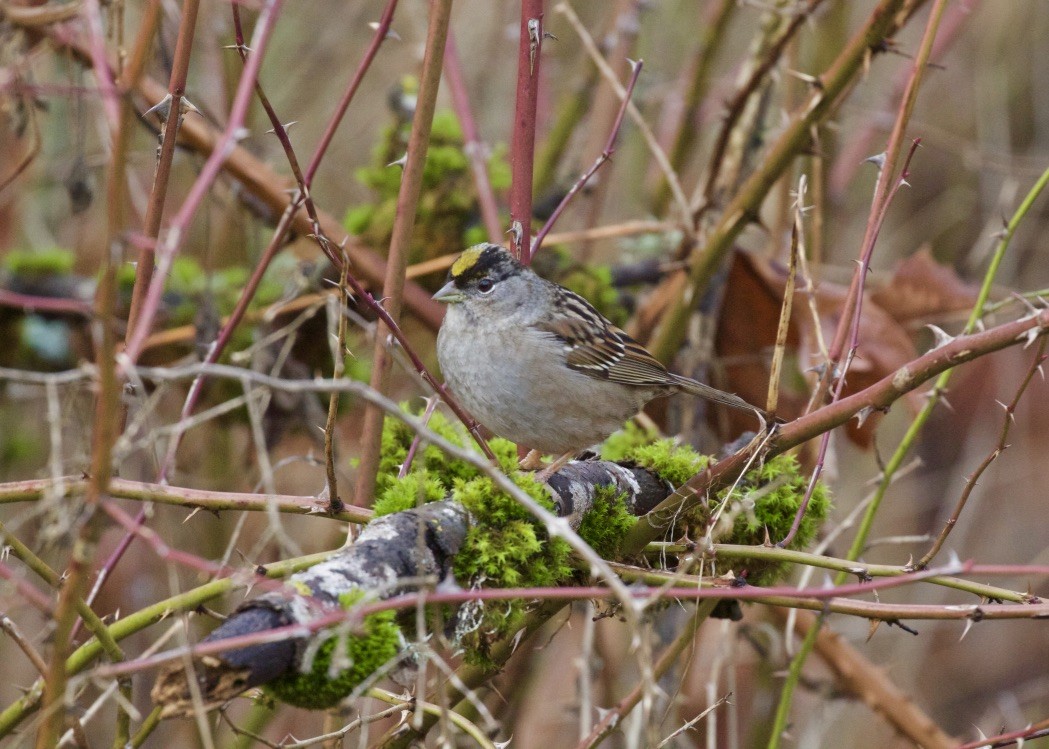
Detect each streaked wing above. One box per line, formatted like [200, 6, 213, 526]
[533, 287, 671, 388]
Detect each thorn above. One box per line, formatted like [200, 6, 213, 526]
[507, 220, 524, 256]
[367, 22, 401, 41]
[145, 94, 200, 121]
[387, 153, 408, 169]
[1011, 292, 1040, 314]
[784, 68, 821, 87]
[926, 324, 955, 350]
[864, 152, 887, 170]
[527, 17, 542, 75]
[265, 121, 298, 135]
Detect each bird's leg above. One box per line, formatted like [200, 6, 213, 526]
[518, 449, 546, 472]
[534, 451, 576, 482]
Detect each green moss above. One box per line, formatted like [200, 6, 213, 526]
[600, 421, 659, 462]
[372, 405, 517, 506]
[265, 591, 403, 709]
[709, 453, 830, 585]
[344, 204, 374, 236]
[620, 440, 830, 585]
[452, 470, 574, 665]
[625, 439, 710, 487]
[577, 485, 637, 559]
[372, 471, 447, 516]
[341, 102, 510, 271]
[4, 248, 75, 277]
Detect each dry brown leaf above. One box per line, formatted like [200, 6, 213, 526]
[870, 245, 980, 326]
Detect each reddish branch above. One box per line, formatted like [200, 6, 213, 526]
[353, 0, 455, 507]
[624, 305, 1049, 553]
[124, 0, 201, 339]
[508, 0, 545, 260]
[530, 59, 643, 260]
[444, 31, 503, 243]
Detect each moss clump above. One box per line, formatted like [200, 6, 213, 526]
[621, 440, 830, 586]
[265, 591, 403, 709]
[3, 248, 75, 277]
[343, 98, 511, 274]
[625, 439, 711, 487]
[577, 484, 637, 559]
[709, 453, 830, 585]
[600, 421, 660, 462]
[372, 470, 448, 516]
[372, 405, 518, 507]
[452, 470, 573, 666]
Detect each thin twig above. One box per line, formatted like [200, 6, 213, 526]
[122, 0, 286, 365]
[557, 1, 692, 232]
[124, 0, 201, 339]
[324, 259, 350, 513]
[778, 138, 923, 549]
[353, 0, 455, 507]
[530, 59, 643, 260]
[646, 0, 914, 364]
[916, 339, 1048, 568]
[575, 600, 718, 749]
[444, 31, 503, 243]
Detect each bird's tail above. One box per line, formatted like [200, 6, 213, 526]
[669, 374, 767, 425]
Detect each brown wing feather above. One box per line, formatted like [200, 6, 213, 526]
[533, 288, 672, 388]
[534, 286, 764, 418]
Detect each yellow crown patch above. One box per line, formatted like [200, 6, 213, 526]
[450, 245, 486, 278]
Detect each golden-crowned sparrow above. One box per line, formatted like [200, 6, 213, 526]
[433, 243, 763, 456]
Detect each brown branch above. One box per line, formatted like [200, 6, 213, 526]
[624, 305, 1049, 553]
[647, 0, 918, 363]
[651, 0, 735, 215]
[916, 339, 1048, 568]
[353, 0, 455, 506]
[697, 0, 825, 213]
[124, 0, 200, 339]
[530, 59, 643, 260]
[770, 607, 956, 749]
[0, 475, 373, 524]
[29, 15, 444, 331]
[575, 600, 718, 749]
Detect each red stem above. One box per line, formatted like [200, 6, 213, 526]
[122, 0, 285, 366]
[444, 31, 503, 244]
[302, 0, 399, 187]
[508, 0, 545, 261]
[530, 59, 642, 260]
[124, 0, 201, 342]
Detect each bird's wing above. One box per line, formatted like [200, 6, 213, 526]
[532, 288, 671, 388]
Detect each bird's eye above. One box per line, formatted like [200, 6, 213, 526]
[477, 278, 494, 293]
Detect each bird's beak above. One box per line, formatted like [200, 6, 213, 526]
[432, 281, 465, 304]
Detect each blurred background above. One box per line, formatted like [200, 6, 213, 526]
[2, 1, 1049, 747]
